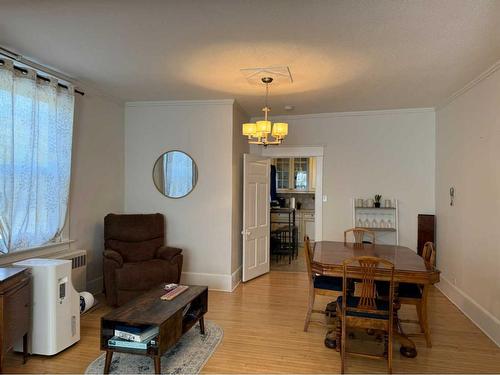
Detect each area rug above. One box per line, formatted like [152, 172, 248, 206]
[85, 321, 223, 374]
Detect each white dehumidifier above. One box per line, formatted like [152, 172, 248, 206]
[13, 258, 80, 355]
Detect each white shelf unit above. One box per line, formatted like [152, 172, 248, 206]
[352, 198, 399, 245]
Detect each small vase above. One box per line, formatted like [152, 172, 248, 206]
[374, 202, 381, 208]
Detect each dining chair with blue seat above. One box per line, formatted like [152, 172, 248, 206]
[303, 236, 343, 332]
[336, 256, 395, 374]
[397, 242, 436, 347]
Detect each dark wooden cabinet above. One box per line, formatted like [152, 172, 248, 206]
[417, 214, 435, 256]
[0, 267, 31, 372]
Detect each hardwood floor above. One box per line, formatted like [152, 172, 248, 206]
[271, 245, 307, 272]
[3, 271, 500, 373]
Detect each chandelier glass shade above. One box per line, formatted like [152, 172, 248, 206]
[242, 77, 288, 146]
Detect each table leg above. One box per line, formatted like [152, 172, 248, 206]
[104, 350, 113, 374]
[22, 333, 29, 364]
[154, 356, 161, 374]
[199, 316, 205, 335]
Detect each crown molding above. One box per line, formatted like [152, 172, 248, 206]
[437, 59, 500, 110]
[250, 107, 435, 122]
[125, 99, 235, 108]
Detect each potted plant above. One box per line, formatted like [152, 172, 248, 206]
[374, 194, 382, 208]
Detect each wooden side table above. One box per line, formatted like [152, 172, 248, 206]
[0, 267, 31, 373]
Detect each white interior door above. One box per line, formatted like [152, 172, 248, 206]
[242, 154, 270, 282]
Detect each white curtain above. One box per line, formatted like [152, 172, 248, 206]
[0, 59, 74, 253]
[163, 152, 193, 197]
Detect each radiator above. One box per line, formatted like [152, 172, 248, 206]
[51, 249, 87, 292]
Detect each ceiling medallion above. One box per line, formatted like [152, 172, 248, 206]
[242, 77, 288, 146]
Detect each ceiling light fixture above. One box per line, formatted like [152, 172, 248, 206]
[242, 77, 288, 146]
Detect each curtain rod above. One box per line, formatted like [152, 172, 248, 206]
[0, 46, 85, 96]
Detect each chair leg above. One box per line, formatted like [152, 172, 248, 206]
[304, 288, 316, 332]
[341, 315, 346, 374]
[388, 329, 393, 374]
[335, 315, 341, 353]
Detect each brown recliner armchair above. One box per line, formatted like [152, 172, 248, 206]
[103, 213, 183, 306]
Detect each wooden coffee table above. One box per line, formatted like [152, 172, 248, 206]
[100, 285, 208, 374]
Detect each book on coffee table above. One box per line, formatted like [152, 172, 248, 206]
[108, 333, 157, 350]
[161, 285, 189, 301]
[114, 325, 159, 342]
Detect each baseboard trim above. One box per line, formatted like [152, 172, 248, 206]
[180, 271, 233, 292]
[231, 266, 242, 291]
[87, 276, 103, 295]
[436, 276, 500, 347]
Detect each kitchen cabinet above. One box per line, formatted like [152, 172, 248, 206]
[297, 211, 315, 243]
[273, 157, 316, 192]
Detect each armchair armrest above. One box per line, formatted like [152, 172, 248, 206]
[155, 246, 182, 261]
[103, 249, 124, 267]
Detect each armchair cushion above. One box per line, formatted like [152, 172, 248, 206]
[104, 213, 165, 262]
[106, 238, 162, 262]
[103, 249, 123, 267]
[156, 246, 182, 261]
[115, 259, 179, 292]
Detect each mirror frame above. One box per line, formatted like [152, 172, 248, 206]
[152, 150, 198, 199]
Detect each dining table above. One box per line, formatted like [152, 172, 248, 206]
[312, 241, 440, 358]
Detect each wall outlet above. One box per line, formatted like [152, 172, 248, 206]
[322, 195, 328, 202]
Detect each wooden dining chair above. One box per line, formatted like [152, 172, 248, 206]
[336, 256, 395, 374]
[303, 236, 343, 332]
[398, 242, 436, 347]
[344, 228, 376, 244]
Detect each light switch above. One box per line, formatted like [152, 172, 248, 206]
[322, 195, 328, 202]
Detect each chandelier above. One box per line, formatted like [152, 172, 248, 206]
[242, 77, 288, 146]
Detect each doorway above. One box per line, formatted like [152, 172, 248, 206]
[263, 147, 324, 272]
[241, 147, 324, 282]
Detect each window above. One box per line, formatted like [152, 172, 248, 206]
[0, 59, 74, 253]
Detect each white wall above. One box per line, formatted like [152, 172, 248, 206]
[70, 90, 125, 293]
[231, 104, 249, 288]
[124, 100, 239, 291]
[252, 109, 435, 249]
[435, 67, 500, 345]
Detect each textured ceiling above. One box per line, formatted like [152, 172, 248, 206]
[1, 0, 500, 115]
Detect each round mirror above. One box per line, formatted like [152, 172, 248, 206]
[152, 150, 198, 198]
